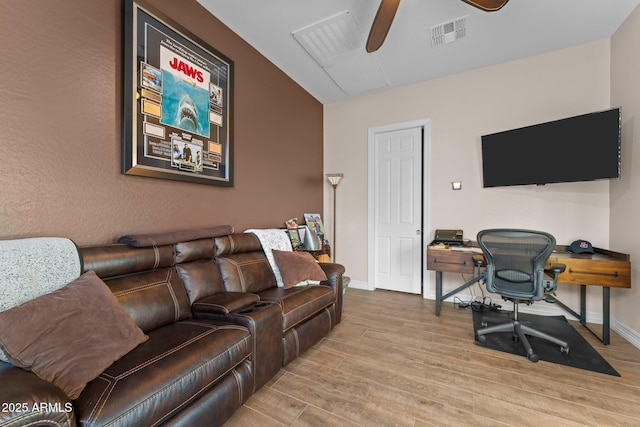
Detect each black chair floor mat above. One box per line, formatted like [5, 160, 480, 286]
[472, 310, 620, 376]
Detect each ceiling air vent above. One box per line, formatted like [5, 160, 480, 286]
[430, 16, 467, 48]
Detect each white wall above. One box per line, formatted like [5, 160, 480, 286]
[324, 39, 613, 317]
[610, 5, 640, 341]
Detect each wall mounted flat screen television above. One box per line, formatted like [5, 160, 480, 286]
[481, 107, 621, 188]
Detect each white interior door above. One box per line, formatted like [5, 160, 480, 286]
[371, 126, 423, 294]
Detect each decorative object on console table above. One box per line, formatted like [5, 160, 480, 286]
[303, 213, 326, 251]
[295, 244, 331, 263]
[326, 173, 344, 262]
[296, 225, 307, 246]
[284, 218, 302, 248]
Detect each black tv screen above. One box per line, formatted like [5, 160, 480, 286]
[481, 108, 621, 187]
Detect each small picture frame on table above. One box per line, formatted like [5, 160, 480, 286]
[303, 213, 325, 249]
[285, 218, 302, 249]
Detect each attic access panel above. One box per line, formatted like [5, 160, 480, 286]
[292, 10, 388, 95]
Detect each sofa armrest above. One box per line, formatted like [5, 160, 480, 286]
[192, 292, 260, 315]
[319, 262, 346, 323]
[0, 362, 76, 427]
[318, 262, 345, 289]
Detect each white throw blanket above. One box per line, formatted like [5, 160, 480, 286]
[0, 237, 82, 362]
[245, 229, 292, 287]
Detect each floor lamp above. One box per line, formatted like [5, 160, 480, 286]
[326, 173, 343, 262]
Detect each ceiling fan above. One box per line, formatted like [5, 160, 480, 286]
[365, 0, 510, 53]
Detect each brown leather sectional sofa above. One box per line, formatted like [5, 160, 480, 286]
[0, 227, 345, 427]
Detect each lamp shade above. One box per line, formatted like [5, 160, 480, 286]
[326, 173, 344, 186]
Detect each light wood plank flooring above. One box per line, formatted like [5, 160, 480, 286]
[224, 288, 640, 426]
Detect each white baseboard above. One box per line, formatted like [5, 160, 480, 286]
[612, 317, 640, 349]
[346, 279, 371, 291]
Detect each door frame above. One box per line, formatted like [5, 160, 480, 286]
[367, 118, 432, 297]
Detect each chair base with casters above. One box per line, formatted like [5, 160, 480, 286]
[476, 299, 570, 362]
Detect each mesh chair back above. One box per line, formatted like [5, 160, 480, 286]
[477, 229, 555, 301]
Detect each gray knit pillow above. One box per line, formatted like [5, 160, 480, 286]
[0, 237, 82, 362]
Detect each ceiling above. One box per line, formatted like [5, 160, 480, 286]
[196, 0, 640, 104]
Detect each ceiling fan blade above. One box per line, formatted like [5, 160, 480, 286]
[462, 0, 509, 12]
[366, 0, 400, 53]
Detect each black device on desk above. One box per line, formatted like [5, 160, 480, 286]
[432, 229, 464, 246]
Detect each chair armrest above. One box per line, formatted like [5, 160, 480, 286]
[0, 362, 76, 426]
[549, 262, 566, 275]
[472, 254, 484, 267]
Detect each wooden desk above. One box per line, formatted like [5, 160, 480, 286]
[426, 244, 631, 344]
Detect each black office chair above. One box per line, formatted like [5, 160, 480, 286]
[475, 229, 569, 362]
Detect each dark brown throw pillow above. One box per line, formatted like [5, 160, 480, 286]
[272, 249, 328, 289]
[0, 270, 148, 399]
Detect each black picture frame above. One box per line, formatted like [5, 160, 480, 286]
[122, 0, 234, 186]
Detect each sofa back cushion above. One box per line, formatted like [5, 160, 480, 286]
[103, 268, 191, 333]
[215, 234, 277, 293]
[81, 244, 192, 332]
[174, 238, 216, 263]
[176, 259, 226, 304]
[81, 244, 175, 277]
[217, 253, 277, 293]
[215, 233, 263, 257]
[173, 239, 226, 304]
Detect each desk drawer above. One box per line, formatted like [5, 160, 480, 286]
[551, 257, 630, 288]
[427, 249, 476, 274]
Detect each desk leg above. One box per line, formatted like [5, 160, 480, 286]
[548, 285, 611, 345]
[580, 285, 587, 326]
[435, 271, 443, 316]
[603, 287, 610, 345]
[434, 271, 481, 317]
[578, 284, 610, 345]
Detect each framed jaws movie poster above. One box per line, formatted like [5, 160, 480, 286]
[122, 0, 233, 186]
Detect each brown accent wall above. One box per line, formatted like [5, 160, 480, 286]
[0, 0, 323, 246]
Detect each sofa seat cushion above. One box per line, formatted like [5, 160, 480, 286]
[74, 320, 252, 427]
[258, 285, 335, 331]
